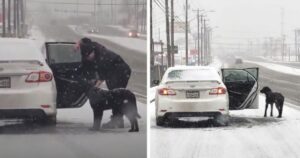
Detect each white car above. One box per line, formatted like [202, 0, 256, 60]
[154, 66, 259, 126]
[0, 39, 88, 124]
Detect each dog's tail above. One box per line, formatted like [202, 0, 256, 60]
[136, 113, 141, 119]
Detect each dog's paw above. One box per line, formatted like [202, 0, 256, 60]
[264, 115, 267, 117]
[277, 116, 282, 118]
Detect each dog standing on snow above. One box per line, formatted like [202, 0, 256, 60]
[87, 86, 141, 132]
[260, 86, 285, 118]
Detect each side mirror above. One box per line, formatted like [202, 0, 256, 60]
[152, 80, 160, 85]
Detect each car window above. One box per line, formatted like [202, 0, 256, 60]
[165, 69, 220, 82]
[47, 44, 81, 64]
[224, 69, 255, 82]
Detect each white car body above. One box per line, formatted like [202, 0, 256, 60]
[155, 66, 229, 125]
[0, 39, 57, 119]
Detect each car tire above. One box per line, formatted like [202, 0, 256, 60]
[213, 114, 229, 126]
[156, 116, 165, 126]
[41, 115, 57, 126]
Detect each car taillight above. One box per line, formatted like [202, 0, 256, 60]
[26, 71, 53, 83]
[158, 88, 176, 96]
[209, 87, 226, 95]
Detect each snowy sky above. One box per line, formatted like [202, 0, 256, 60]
[153, 0, 300, 51]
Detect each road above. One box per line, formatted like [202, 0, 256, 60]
[150, 91, 300, 158]
[151, 57, 300, 158]
[222, 57, 300, 105]
[0, 17, 147, 158]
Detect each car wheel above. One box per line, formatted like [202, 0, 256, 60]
[156, 116, 165, 126]
[41, 115, 57, 126]
[213, 114, 229, 126]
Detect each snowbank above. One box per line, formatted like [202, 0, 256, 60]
[245, 60, 300, 76]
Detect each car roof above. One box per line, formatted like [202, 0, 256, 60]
[166, 66, 217, 71]
[0, 38, 44, 61]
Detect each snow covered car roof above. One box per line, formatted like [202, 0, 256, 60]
[0, 38, 44, 62]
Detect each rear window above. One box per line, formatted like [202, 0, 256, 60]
[0, 40, 43, 61]
[165, 69, 221, 82]
[47, 44, 81, 64]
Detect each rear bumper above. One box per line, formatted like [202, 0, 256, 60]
[156, 95, 229, 117]
[0, 82, 57, 116]
[163, 112, 223, 119]
[0, 109, 50, 119]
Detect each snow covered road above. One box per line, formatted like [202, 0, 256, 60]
[0, 101, 146, 158]
[150, 95, 300, 158]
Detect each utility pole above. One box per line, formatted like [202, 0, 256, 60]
[281, 8, 285, 61]
[76, 0, 79, 17]
[193, 9, 202, 66]
[165, 0, 171, 67]
[13, 0, 16, 37]
[94, 0, 96, 27]
[2, 0, 6, 37]
[200, 15, 204, 65]
[185, 0, 188, 65]
[136, 0, 139, 31]
[150, 0, 154, 66]
[197, 10, 200, 65]
[16, 0, 19, 37]
[203, 19, 207, 65]
[111, 0, 113, 24]
[296, 30, 299, 62]
[20, 0, 24, 37]
[170, 0, 174, 66]
[8, 0, 11, 36]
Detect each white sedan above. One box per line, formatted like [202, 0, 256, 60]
[154, 66, 259, 126]
[0, 39, 88, 124]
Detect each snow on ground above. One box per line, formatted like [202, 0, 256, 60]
[259, 55, 298, 62]
[68, 25, 146, 53]
[245, 60, 300, 76]
[58, 101, 147, 131]
[150, 94, 300, 158]
[86, 33, 146, 53]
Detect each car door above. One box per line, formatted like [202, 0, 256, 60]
[45, 42, 88, 108]
[221, 68, 259, 110]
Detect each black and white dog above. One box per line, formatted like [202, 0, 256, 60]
[80, 79, 141, 132]
[260, 86, 285, 118]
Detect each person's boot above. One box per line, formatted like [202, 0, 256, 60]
[102, 116, 124, 129]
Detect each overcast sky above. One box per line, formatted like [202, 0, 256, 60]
[153, 0, 300, 51]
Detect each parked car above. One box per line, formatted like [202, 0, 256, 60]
[0, 39, 88, 124]
[153, 66, 259, 126]
[0, 39, 57, 124]
[128, 29, 140, 38]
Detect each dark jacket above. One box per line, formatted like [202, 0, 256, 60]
[85, 42, 131, 81]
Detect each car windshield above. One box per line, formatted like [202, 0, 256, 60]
[165, 69, 220, 82]
[47, 44, 81, 64]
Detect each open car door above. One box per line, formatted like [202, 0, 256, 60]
[45, 42, 88, 108]
[221, 68, 259, 110]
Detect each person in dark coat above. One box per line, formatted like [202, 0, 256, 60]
[78, 37, 131, 128]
